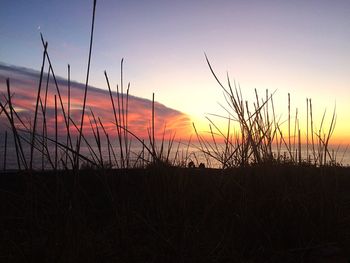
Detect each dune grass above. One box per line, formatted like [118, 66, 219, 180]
[1, 165, 350, 262]
[0, 0, 350, 262]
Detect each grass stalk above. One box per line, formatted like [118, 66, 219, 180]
[38, 99, 54, 169]
[41, 65, 51, 170]
[98, 117, 118, 167]
[5, 79, 27, 169]
[324, 105, 337, 165]
[104, 70, 124, 168]
[75, 0, 97, 169]
[298, 129, 301, 164]
[152, 93, 156, 162]
[293, 108, 298, 162]
[40, 34, 73, 151]
[288, 93, 291, 155]
[54, 95, 58, 171]
[120, 60, 129, 166]
[89, 109, 103, 167]
[66, 64, 71, 166]
[306, 98, 309, 162]
[30, 41, 47, 170]
[116, 83, 125, 167]
[125, 83, 130, 167]
[3, 131, 7, 171]
[309, 99, 316, 164]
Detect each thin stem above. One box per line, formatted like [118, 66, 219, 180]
[152, 93, 156, 162]
[66, 64, 71, 166]
[30, 41, 47, 170]
[75, 0, 97, 169]
[55, 95, 58, 171]
[3, 131, 7, 171]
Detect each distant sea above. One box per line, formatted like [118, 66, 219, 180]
[0, 142, 349, 170]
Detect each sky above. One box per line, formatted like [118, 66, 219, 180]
[1, 0, 350, 144]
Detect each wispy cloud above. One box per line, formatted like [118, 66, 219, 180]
[0, 63, 192, 140]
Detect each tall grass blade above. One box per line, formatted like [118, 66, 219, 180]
[75, 0, 97, 169]
[66, 64, 71, 166]
[40, 34, 73, 151]
[30, 41, 47, 170]
[54, 95, 58, 171]
[3, 131, 7, 171]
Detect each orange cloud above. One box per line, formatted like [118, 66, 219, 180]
[0, 64, 192, 143]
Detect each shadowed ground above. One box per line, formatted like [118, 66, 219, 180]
[1, 165, 349, 262]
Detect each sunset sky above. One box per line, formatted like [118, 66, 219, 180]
[1, 0, 350, 143]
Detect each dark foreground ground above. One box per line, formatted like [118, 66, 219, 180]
[1, 165, 350, 262]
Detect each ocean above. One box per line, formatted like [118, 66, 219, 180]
[0, 140, 349, 170]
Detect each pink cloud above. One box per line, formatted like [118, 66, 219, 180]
[0, 63, 192, 143]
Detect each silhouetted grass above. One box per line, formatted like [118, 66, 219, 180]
[0, 0, 349, 262]
[190, 54, 343, 169]
[1, 166, 350, 262]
